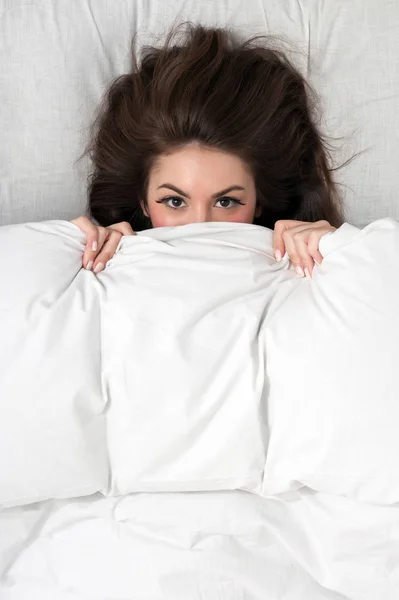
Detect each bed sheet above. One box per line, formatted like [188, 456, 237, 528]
[2, 0, 399, 226]
[1, 488, 398, 600]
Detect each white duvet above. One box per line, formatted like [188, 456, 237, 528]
[1, 219, 399, 598]
[1, 489, 399, 599]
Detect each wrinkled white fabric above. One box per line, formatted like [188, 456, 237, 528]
[1, 489, 399, 600]
[0, 221, 283, 506]
[2, 0, 399, 227]
[1, 219, 399, 510]
[1, 218, 399, 599]
[263, 218, 399, 504]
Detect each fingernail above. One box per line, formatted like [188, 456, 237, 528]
[91, 240, 98, 252]
[305, 268, 312, 280]
[86, 260, 93, 271]
[315, 259, 321, 267]
[296, 266, 305, 278]
[93, 262, 104, 274]
[274, 249, 282, 262]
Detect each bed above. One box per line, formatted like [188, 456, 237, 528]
[1, 1, 399, 599]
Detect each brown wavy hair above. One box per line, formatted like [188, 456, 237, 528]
[85, 24, 346, 231]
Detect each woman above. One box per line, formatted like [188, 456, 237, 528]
[73, 25, 344, 279]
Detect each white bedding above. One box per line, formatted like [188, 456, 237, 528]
[1, 220, 399, 598]
[1, 489, 399, 599]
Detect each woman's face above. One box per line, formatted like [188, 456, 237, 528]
[143, 145, 259, 227]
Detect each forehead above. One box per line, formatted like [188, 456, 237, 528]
[150, 145, 253, 186]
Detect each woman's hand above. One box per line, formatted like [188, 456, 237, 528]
[71, 216, 136, 273]
[273, 220, 336, 279]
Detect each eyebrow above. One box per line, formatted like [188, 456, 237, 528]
[157, 184, 246, 198]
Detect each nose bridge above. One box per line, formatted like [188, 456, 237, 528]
[193, 199, 212, 223]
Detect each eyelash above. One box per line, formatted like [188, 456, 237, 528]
[156, 196, 245, 210]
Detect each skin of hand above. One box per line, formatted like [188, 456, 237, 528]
[70, 216, 135, 274]
[273, 220, 336, 279]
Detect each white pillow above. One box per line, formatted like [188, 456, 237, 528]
[100, 223, 286, 495]
[262, 218, 399, 504]
[0, 221, 108, 508]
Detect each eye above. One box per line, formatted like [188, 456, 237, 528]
[215, 196, 245, 209]
[156, 196, 187, 209]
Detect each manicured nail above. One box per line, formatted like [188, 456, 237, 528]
[315, 259, 321, 267]
[91, 240, 98, 252]
[305, 268, 312, 280]
[86, 260, 93, 271]
[296, 266, 305, 278]
[275, 249, 282, 262]
[93, 262, 104, 274]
